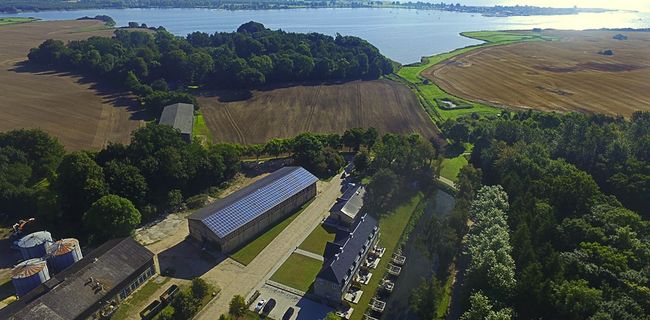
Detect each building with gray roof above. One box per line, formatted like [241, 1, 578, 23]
[1, 237, 156, 320]
[188, 166, 318, 253]
[313, 214, 379, 305]
[330, 185, 365, 228]
[159, 103, 194, 142]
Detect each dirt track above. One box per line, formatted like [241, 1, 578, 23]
[198, 79, 438, 144]
[0, 20, 143, 150]
[425, 30, 650, 117]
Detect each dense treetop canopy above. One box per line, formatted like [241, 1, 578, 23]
[28, 21, 394, 90]
[447, 111, 650, 320]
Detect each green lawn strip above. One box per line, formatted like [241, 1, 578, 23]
[395, 31, 557, 121]
[351, 193, 425, 320]
[193, 111, 213, 145]
[270, 253, 323, 292]
[230, 200, 313, 265]
[298, 224, 337, 256]
[436, 265, 456, 319]
[111, 276, 170, 320]
[440, 155, 468, 182]
[0, 17, 39, 26]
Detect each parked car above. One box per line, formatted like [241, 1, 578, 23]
[282, 307, 295, 320]
[262, 298, 276, 315]
[254, 299, 266, 312]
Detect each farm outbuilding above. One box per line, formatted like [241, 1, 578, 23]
[1, 237, 156, 320]
[188, 166, 318, 253]
[159, 103, 194, 142]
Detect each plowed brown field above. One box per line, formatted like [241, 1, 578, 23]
[198, 80, 438, 144]
[425, 30, 650, 117]
[0, 20, 143, 150]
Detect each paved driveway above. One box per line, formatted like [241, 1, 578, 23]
[195, 174, 344, 319]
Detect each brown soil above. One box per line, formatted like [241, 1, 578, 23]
[198, 79, 438, 144]
[424, 30, 650, 117]
[0, 20, 144, 150]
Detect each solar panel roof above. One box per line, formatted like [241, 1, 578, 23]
[188, 166, 318, 238]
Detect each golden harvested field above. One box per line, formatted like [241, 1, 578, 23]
[426, 30, 650, 117]
[0, 20, 143, 150]
[198, 80, 438, 144]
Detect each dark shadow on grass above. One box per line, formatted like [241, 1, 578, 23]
[197, 79, 369, 103]
[216, 89, 253, 102]
[10, 61, 150, 121]
[443, 143, 466, 158]
[0, 238, 20, 269]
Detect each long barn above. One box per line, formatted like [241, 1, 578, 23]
[188, 166, 318, 253]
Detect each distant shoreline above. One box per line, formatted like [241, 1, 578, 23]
[0, 2, 613, 17]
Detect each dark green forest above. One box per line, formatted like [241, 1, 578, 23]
[27, 21, 393, 115]
[429, 111, 650, 320]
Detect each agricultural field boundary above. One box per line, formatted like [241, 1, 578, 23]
[393, 30, 557, 122]
[0, 17, 39, 26]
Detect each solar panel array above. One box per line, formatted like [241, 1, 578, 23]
[201, 167, 318, 238]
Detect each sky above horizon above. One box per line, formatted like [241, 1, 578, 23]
[456, 1, 649, 11]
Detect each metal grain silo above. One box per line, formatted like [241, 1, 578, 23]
[46, 238, 82, 273]
[16, 231, 52, 260]
[11, 258, 50, 297]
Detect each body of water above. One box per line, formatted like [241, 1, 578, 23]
[382, 190, 456, 320]
[2, 7, 649, 63]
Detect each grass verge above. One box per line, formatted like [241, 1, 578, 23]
[193, 111, 213, 145]
[111, 276, 170, 320]
[298, 224, 337, 256]
[394, 31, 556, 122]
[436, 263, 456, 319]
[230, 200, 312, 265]
[270, 253, 323, 292]
[440, 155, 468, 182]
[351, 193, 425, 320]
[0, 17, 39, 26]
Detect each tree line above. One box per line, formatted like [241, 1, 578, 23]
[28, 21, 393, 116]
[354, 132, 441, 211]
[1, 126, 416, 247]
[438, 111, 650, 319]
[0, 125, 241, 245]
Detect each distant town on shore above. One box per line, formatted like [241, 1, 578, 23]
[1, 0, 612, 16]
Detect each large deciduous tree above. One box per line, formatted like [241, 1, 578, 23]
[83, 194, 141, 244]
[53, 152, 108, 225]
